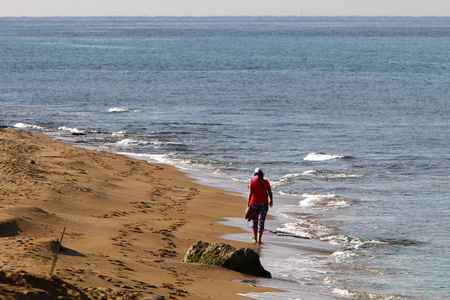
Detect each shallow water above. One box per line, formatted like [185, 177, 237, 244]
[1, 16, 449, 299]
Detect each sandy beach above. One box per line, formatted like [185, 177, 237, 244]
[0, 128, 276, 299]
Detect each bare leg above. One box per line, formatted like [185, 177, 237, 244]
[257, 232, 264, 245]
[252, 231, 258, 243]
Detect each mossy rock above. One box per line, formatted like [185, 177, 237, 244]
[183, 241, 271, 278]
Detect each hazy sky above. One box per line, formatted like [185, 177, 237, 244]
[2, 0, 450, 17]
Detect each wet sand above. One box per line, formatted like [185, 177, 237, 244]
[0, 128, 278, 299]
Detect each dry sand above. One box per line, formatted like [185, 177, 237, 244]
[0, 128, 277, 299]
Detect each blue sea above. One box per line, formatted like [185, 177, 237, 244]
[1, 17, 449, 299]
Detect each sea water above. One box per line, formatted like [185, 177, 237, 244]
[1, 17, 449, 299]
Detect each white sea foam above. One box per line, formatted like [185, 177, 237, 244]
[107, 107, 134, 113]
[146, 154, 173, 164]
[332, 250, 356, 261]
[301, 170, 317, 175]
[301, 169, 362, 179]
[303, 152, 344, 161]
[325, 236, 388, 251]
[331, 173, 362, 178]
[14, 122, 44, 130]
[116, 152, 168, 163]
[332, 286, 392, 300]
[277, 223, 312, 239]
[58, 126, 85, 134]
[277, 191, 302, 197]
[115, 151, 192, 168]
[115, 138, 149, 146]
[332, 288, 355, 298]
[278, 219, 335, 239]
[112, 131, 126, 136]
[352, 239, 387, 250]
[283, 173, 303, 179]
[272, 173, 301, 186]
[320, 235, 352, 245]
[300, 193, 351, 208]
[271, 172, 311, 189]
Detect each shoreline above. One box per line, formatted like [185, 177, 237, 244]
[127, 146, 345, 299]
[0, 128, 280, 299]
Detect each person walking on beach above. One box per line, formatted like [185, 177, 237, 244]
[247, 167, 273, 245]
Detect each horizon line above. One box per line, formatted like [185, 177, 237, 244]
[1, 15, 450, 18]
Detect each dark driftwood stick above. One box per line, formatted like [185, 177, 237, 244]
[49, 227, 66, 276]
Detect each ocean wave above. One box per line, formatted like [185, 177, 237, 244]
[147, 154, 198, 168]
[114, 138, 150, 146]
[116, 152, 169, 163]
[332, 288, 416, 300]
[272, 169, 362, 190]
[275, 170, 362, 188]
[106, 107, 135, 113]
[14, 122, 44, 130]
[331, 250, 357, 260]
[331, 285, 416, 300]
[277, 219, 337, 239]
[270, 174, 302, 189]
[277, 219, 393, 252]
[277, 219, 419, 259]
[328, 236, 423, 257]
[115, 151, 195, 168]
[325, 236, 388, 250]
[303, 152, 346, 161]
[266, 229, 311, 240]
[277, 191, 304, 198]
[331, 287, 356, 298]
[112, 131, 126, 136]
[299, 193, 352, 208]
[161, 121, 223, 126]
[58, 126, 86, 135]
[301, 169, 362, 179]
[283, 173, 303, 179]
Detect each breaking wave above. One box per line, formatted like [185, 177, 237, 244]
[114, 138, 150, 147]
[277, 219, 337, 240]
[106, 107, 136, 113]
[301, 169, 362, 179]
[299, 193, 353, 208]
[58, 126, 86, 135]
[303, 152, 346, 161]
[14, 123, 44, 130]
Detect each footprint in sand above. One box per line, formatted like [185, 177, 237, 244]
[131, 279, 157, 290]
[130, 201, 152, 209]
[152, 229, 174, 238]
[108, 259, 125, 267]
[123, 223, 144, 234]
[165, 241, 177, 249]
[98, 274, 113, 282]
[97, 211, 131, 218]
[161, 283, 189, 298]
[157, 248, 178, 258]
